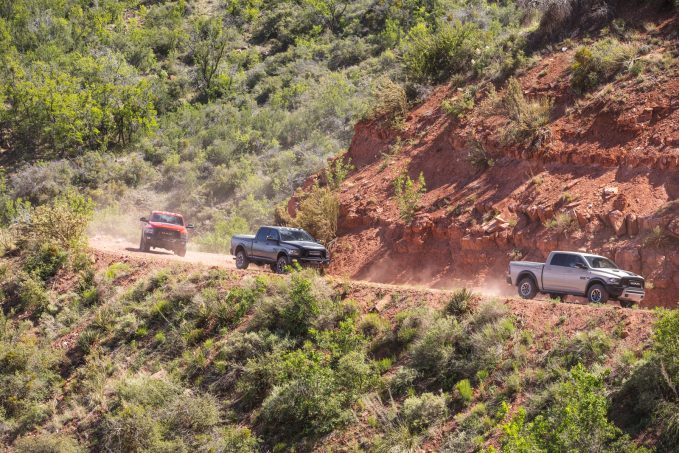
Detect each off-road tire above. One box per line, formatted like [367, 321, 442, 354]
[517, 276, 538, 299]
[620, 300, 634, 309]
[587, 283, 609, 304]
[275, 255, 290, 274]
[176, 247, 186, 257]
[235, 249, 249, 270]
[139, 235, 150, 253]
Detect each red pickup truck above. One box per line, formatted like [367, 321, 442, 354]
[139, 211, 194, 257]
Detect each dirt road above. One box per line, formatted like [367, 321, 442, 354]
[89, 236, 238, 269]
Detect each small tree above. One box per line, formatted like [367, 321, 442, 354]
[189, 17, 236, 99]
[393, 171, 426, 223]
[325, 155, 354, 191]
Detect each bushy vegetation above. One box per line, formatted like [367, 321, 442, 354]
[0, 0, 538, 243]
[1, 232, 676, 451]
[393, 171, 427, 223]
[571, 38, 637, 92]
[503, 77, 553, 148]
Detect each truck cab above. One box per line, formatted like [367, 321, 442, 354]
[507, 251, 645, 308]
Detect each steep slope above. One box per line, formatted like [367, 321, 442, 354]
[327, 11, 679, 308]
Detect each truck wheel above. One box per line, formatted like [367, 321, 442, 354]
[587, 284, 609, 304]
[517, 277, 538, 299]
[620, 300, 634, 308]
[275, 255, 290, 274]
[235, 249, 249, 270]
[176, 247, 186, 257]
[139, 235, 150, 253]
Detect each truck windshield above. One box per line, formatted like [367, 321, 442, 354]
[585, 256, 618, 269]
[151, 213, 183, 225]
[279, 229, 314, 242]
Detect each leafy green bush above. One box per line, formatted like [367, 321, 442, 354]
[497, 365, 645, 453]
[455, 379, 474, 403]
[402, 392, 449, 432]
[368, 77, 408, 122]
[23, 241, 67, 281]
[14, 432, 84, 453]
[289, 184, 339, 245]
[544, 212, 578, 235]
[402, 21, 489, 83]
[19, 191, 94, 250]
[197, 425, 259, 453]
[445, 288, 475, 317]
[393, 171, 426, 223]
[571, 38, 637, 92]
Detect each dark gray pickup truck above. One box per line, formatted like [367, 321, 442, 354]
[230, 226, 330, 273]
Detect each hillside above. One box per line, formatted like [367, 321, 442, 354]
[1, 243, 676, 452]
[324, 3, 679, 308]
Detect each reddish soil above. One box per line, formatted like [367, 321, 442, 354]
[322, 13, 679, 308]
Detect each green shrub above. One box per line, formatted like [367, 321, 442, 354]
[498, 365, 644, 453]
[196, 216, 249, 254]
[197, 425, 259, 452]
[19, 191, 94, 250]
[466, 141, 495, 171]
[402, 21, 489, 83]
[571, 38, 637, 92]
[455, 379, 474, 403]
[402, 392, 449, 432]
[393, 171, 426, 223]
[652, 309, 679, 389]
[503, 78, 552, 148]
[290, 184, 339, 245]
[547, 329, 612, 370]
[258, 364, 349, 442]
[23, 241, 67, 281]
[368, 77, 408, 122]
[442, 88, 475, 119]
[445, 288, 475, 317]
[544, 212, 578, 235]
[18, 274, 50, 314]
[14, 432, 83, 453]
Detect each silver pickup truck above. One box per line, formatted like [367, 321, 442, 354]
[506, 251, 645, 307]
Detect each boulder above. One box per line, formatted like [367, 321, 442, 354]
[625, 213, 639, 236]
[641, 249, 666, 275]
[603, 187, 619, 198]
[615, 248, 641, 274]
[573, 209, 589, 228]
[608, 210, 627, 236]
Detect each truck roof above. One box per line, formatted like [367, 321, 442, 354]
[152, 210, 183, 218]
[262, 225, 304, 231]
[550, 250, 605, 258]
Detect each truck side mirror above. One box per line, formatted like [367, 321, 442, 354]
[575, 262, 587, 270]
[140, 217, 149, 223]
[266, 235, 278, 242]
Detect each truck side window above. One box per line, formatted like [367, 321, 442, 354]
[255, 228, 268, 242]
[550, 254, 569, 267]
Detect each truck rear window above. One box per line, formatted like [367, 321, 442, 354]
[151, 213, 183, 225]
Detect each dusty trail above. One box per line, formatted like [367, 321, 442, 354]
[89, 236, 238, 269]
[88, 235, 652, 311]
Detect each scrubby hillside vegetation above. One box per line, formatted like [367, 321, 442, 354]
[0, 201, 678, 452]
[0, 0, 530, 249]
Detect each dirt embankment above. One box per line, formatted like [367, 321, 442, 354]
[320, 13, 679, 308]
